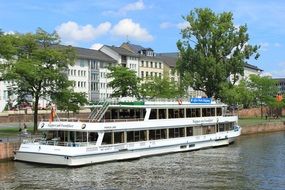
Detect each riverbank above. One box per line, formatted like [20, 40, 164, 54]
[240, 121, 285, 135]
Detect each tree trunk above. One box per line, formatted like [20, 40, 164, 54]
[33, 94, 39, 134]
[260, 103, 263, 119]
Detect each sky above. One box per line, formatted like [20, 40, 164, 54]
[0, 0, 285, 77]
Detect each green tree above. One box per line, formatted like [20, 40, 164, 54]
[248, 75, 278, 118]
[140, 76, 179, 99]
[52, 89, 87, 118]
[0, 31, 17, 61]
[177, 8, 259, 98]
[0, 28, 76, 132]
[220, 80, 254, 108]
[107, 66, 141, 98]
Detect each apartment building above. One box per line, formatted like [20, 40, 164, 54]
[228, 63, 263, 85]
[121, 43, 164, 81]
[100, 45, 139, 75]
[273, 78, 285, 95]
[70, 47, 116, 101]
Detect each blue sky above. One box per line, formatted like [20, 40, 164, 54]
[0, 0, 284, 77]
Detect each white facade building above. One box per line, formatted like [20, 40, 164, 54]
[100, 45, 139, 75]
[70, 47, 116, 102]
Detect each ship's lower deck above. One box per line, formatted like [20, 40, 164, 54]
[14, 129, 240, 166]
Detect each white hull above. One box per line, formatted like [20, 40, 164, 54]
[15, 130, 240, 166]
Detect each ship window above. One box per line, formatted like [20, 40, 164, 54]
[169, 128, 184, 138]
[168, 109, 174, 118]
[76, 132, 87, 142]
[114, 132, 124, 144]
[218, 123, 225, 132]
[168, 109, 180, 119]
[159, 109, 166, 119]
[216, 107, 222, 116]
[127, 130, 147, 142]
[149, 129, 167, 140]
[179, 109, 184, 118]
[111, 109, 119, 119]
[88, 132, 98, 143]
[187, 108, 201, 117]
[211, 108, 215, 116]
[202, 108, 212, 117]
[186, 127, 193, 136]
[102, 132, 112, 144]
[150, 109, 157, 119]
[202, 125, 215, 135]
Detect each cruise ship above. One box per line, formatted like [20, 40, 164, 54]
[14, 98, 241, 166]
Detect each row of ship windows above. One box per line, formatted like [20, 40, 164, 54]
[48, 123, 234, 145]
[105, 107, 223, 121]
[102, 123, 234, 144]
[141, 61, 162, 69]
[149, 107, 223, 119]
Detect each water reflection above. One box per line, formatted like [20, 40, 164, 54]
[1, 132, 285, 190]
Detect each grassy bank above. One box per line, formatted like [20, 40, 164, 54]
[0, 123, 33, 137]
[238, 117, 285, 127]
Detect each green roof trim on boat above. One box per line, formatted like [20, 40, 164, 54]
[118, 101, 145, 105]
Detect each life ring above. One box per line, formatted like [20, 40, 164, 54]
[178, 99, 182, 105]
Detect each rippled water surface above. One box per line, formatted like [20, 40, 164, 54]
[1, 132, 285, 190]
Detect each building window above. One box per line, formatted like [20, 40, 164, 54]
[150, 62, 153, 68]
[141, 61, 144, 67]
[159, 62, 162, 69]
[141, 71, 144, 78]
[146, 61, 149, 67]
[155, 62, 157, 68]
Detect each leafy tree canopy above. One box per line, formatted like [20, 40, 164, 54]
[177, 8, 260, 98]
[140, 76, 179, 99]
[107, 66, 141, 98]
[248, 74, 279, 118]
[219, 80, 254, 108]
[51, 89, 88, 117]
[0, 28, 76, 132]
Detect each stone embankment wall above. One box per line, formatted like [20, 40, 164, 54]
[241, 122, 285, 135]
[238, 108, 285, 118]
[0, 142, 21, 160]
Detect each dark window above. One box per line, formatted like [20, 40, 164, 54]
[216, 108, 222, 116]
[186, 127, 193, 136]
[102, 132, 112, 144]
[159, 109, 166, 119]
[169, 128, 184, 138]
[114, 132, 124, 144]
[150, 109, 157, 119]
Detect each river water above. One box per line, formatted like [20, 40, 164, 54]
[0, 132, 285, 190]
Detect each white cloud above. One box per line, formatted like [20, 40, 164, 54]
[90, 43, 103, 50]
[160, 21, 189, 30]
[121, 0, 144, 12]
[56, 21, 111, 42]
[260, 72, 273, 77]
[177, 21, 190, 30]
[160, 22, 174, 29]
[103, 0, 145, 16]
[111, 18, 153, 42]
